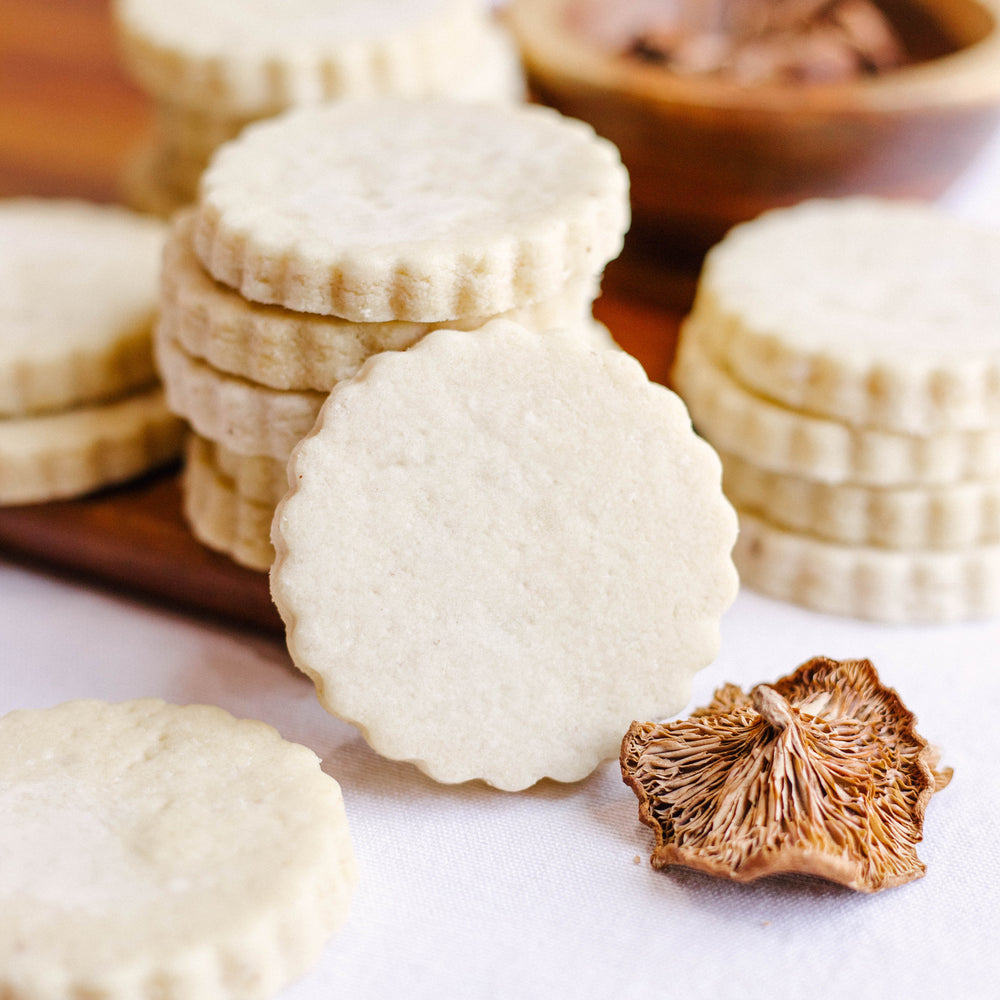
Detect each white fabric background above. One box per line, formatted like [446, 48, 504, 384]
[3, 116, 1000, 1000]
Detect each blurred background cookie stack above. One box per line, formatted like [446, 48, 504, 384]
[154, 99, 630, 570]
[0, 199, 183, 506]
[672, 197, 1000, 624]
[112, 0, 527, 217]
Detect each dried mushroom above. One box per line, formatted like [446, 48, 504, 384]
[621, 656, 951, 892]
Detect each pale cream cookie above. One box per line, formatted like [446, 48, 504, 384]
[183, 438, 276, 570]
[719, 447, 1000, 550]
[733, 507, 1000, 623]
[0, 199, 165, 416]
[688, 198, 1000, 433]
[673, 328, 1000, 487]
[193, 100, 629, 321]
[190, 434, 288, 508]
[113, 0, 491, 116]
[0, 698, 356, 1000]
[270, 319, 738, 791]
[161, 210, 602, 391]
[0, 386, 183, 505]
[155, 330, 325, 460]
[156, 316, 618, 459]
[147, 19, 526, 167]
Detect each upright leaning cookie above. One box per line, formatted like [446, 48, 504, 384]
[270, 319, 738, 791]
[192, 99, 630, 321]
[0, 699, 357, 1000]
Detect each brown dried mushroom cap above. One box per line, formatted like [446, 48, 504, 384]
[621, 657, 951, 892]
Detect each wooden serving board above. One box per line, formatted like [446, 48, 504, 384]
[0, 0, 693, 634]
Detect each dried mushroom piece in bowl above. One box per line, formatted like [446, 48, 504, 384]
[621, 656, 952, 892]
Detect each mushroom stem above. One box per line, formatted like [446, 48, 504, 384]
[751, 684, 795, 731]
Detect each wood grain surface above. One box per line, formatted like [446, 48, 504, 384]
[0, 0, 687, 632]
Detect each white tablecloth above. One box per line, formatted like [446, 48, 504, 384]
[3, 125, 1000, 1000]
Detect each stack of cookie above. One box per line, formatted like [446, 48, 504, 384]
[672, 197, 1000, 623]
[112, 0, 527, 216]
[155, 98, 631, 570]
[1, 199, 183, 505]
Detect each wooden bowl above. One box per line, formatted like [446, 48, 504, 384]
[507, 0, 1000, 266]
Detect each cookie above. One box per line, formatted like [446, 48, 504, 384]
[183, 438, 276, 570]
[189, 434, 287, 507]
[0, 698, 356, 1000]
[161, 210, 602, 391]
[719, 447, 1000, 550]
[733, 507, 1000, 623]
[148, 18, 525, 169]
[0, 386, 183, 505]
[687, 198, 1000, 433]
[155, 330, 325, 459]
[157, 317, 618, 459]
[673, 328, 1000, 486]
[270, 319, 738, 791]
[193, 99, 629, 321]
[0, 199, 165, 416]
[114, 0, 492, 116]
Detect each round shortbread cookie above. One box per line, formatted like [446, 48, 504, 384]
[0, 199, 165, 416]
[190, 434, 288, 507]
[270, 320, 738, 791]
[183, 438, 276, 570]
[113, 0, 490, 116]
[0, 386, 183, 505]
[689, 198, 1000, 433]
[193, 100, 629, 321]
[156, 318, 620, 460]
[0, 699, 356, 1000]
[673, 328, 1000, 487]
[162, 210, 601, 391]
[149, 20, 525, 166]
[155, 330, 325, 460]
[733, 508, 1000, 623]
[719, 447, 1000, 550]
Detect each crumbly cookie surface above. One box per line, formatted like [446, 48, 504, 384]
[0, 698, 357, 1000]
[193, 100, 629, 321]
[183, 439, 276, 570]
[0, 386, 183, 505]
[673, 328, 1000, 486]
[270, 320, 737, 791]
[719, 447, 1000, 550]
[690, 198, 1000, 433]
[162, 210, 600, 391]
[0, 199, 165, 416]
[733, 508, 1000, 624]
[114, 0, 489, 114]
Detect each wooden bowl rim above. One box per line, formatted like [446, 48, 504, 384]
[507, 0, 1000, 114]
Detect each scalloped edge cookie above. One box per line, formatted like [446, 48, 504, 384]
[193, 100, 629, 321]
[270, 319, 737, 790]
[183, 437, 276, 570]
[0, 698, 356, 1000]
[688, 198, 1000, 433]
[113, 0, 490, 115]
[733, 507, 1000, 623]
[719, 447, 1000, 550]
[0, 386, 183, 505]
[0, 199, 165, 416]
[162, 210, 602, 391]
[156, 317, 619, 459]
[190, 434, 287, 507]
[155, 330, 325, 459]
[672, 327, 1000, 487]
